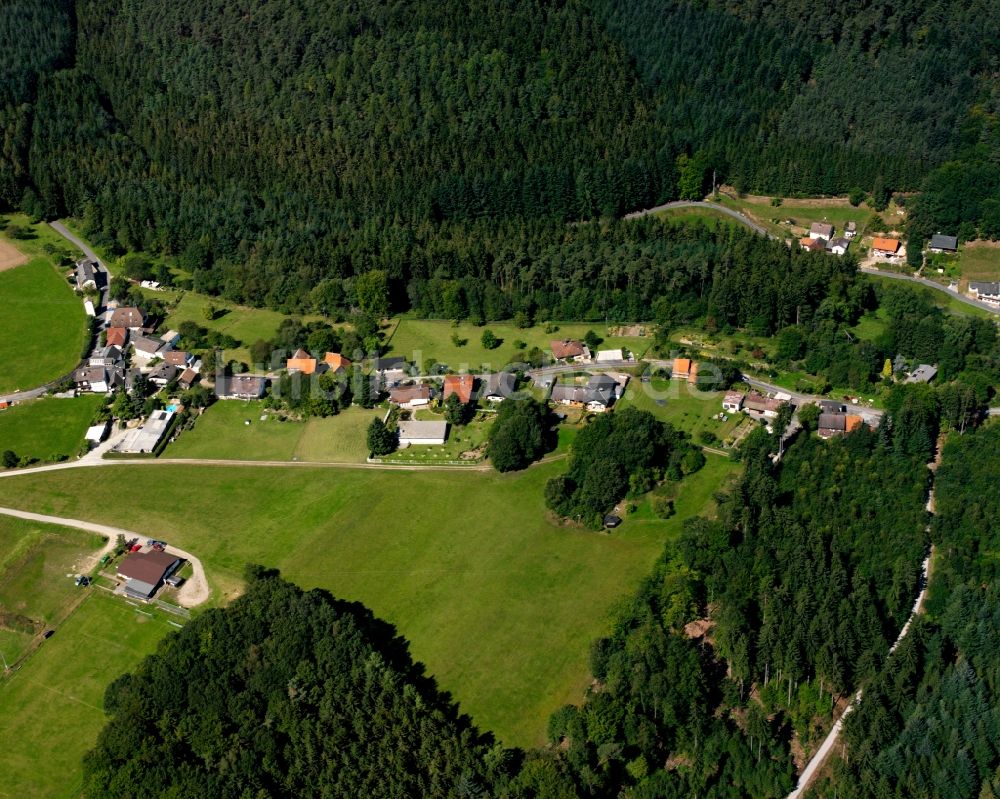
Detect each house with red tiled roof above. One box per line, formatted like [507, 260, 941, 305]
[287, 349, 317, 375]
[106, 327, 128, 348]
[442, 374, 475, 404]
[323, 352, 351, 374]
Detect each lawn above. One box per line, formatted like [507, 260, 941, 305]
[167, 401, 375, 462]
[0, 592, 177, 799]
[0, 395, 106, 465]
[382, 408, 492, 464]
[617, 378, 744, 445]
[384, 318, 655, 373]
[0, 456, 739, 751]
[652, 206, 742, 228]
[0, 248, 88, 395]
[956, 241, 1000, 282]
[0, 516, 104, 664]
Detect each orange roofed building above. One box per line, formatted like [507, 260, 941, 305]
[442, 374, 475, 404]
[324, 352, 351, 373]
[672, 357, 695, 380]
[287, 348, 317, 375]
[872, 237, 901, 256]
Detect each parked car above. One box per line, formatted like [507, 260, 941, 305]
[165, 575, 185, 588]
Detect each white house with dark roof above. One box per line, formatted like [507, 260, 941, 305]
[968, 281, 1000, 306]
[929, 234, 958, 253]
[809, 222, 834, 240]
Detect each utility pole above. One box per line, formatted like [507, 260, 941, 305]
[0, 648, 9, 673]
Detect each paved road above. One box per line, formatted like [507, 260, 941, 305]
[740, 375, 883, 422]
[0, 506, 209, 608]
[860, 266, 1000, 315]
[624, 200, 776, 239]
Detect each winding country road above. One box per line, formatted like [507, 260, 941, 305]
[624, 199, 1000, 317]
[0, 506, 209, 608]
[624, 200, 775, 239]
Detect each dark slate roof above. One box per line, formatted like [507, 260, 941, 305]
[372, 356, 407, 372]
[818, 413, 847, 431]
[930, 234, 958, 250]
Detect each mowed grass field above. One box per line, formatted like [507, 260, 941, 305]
[0, 516, 104, 664]
[0, 254, 87, 395]
[0, 592, 178, 799]
[715, 192, 904, 240]
[167, 401, 374, 462]
[0, 395, 105, 464]
[385, 318, 654, 372]
[0, 456, 739, 752]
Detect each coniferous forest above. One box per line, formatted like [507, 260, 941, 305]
[2, 0, 1000, 315]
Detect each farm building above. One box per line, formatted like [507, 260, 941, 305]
[398, 420, 448, 446]
[117, 549, 183, 601]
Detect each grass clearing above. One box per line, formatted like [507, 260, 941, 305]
[956, 241, 1000, 282]
[384, 318, 654, 372]
[167, 401, 376, 462]
[0, 242, 88, 395]
[0, 592, 175, 799]
[617, 378, 743, 444]
[652, 207, 742, 228]
[0, 516, 104, 664]
[0, 457, 739, 749]
[715, 192, 903, 241]
[0, 395, 106, 465]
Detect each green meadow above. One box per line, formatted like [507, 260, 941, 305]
[0, 395, 105, 465]
[0, 252, 88, 396]
[0, 456, 738, 752]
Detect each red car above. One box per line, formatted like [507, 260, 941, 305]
[130, 543, 142, 552]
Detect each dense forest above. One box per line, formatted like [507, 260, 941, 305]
[83, 568, 509, 798]
[2, 0, 1000, 317]
[808, 423, 1000, 799]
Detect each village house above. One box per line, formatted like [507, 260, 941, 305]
[88, 345, 122, 369]
[75, 259, 98, 291]
[442, 374, 475, 404]
[372, 356, 410, 387]
[968, 281, 1000, 307]
[148, 362, 179, 388]
[809, 222, 834, 240]
[799, 237, 826, 252]
[132, 334, 165, 363]
[286, 348, 317, 375]
[479, 372, 517, 402]
[817, 412, 864, 439]
[323, 352, 351, 374]
[826, 237, 850, 256]
[164, 350, 193, 368]
[722, 391, 745, 413]
[106, 327, 128, 349]
[177, 368, 199, 390]
[929, 234, 958, 254]
[216, 375, 267, 399]
[397, 420, 448, 446]
[671, 357, 696, 380]
[871, 237, 901, 258]
[844, 221, 857, 238]
[905, 364, 938, 384]
[73, 365, 121, 394]
[388, 384, 432, 409]
[550, 373, 621, 412]
[109, 306, 145, 331]
[550, 340, 589, 362]
[160, 330, 182, 348]
[743, 391, 786, 420]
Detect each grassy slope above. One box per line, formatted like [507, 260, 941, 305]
[617, 378, 743, 444]
[0, 395, 105, 464]
[956, 241, 1000, 282]
[0, 457, 738, 749]
[0, 593, 177, 799]
[384, 318, 654, 371]
[0, 254, 87, 395]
